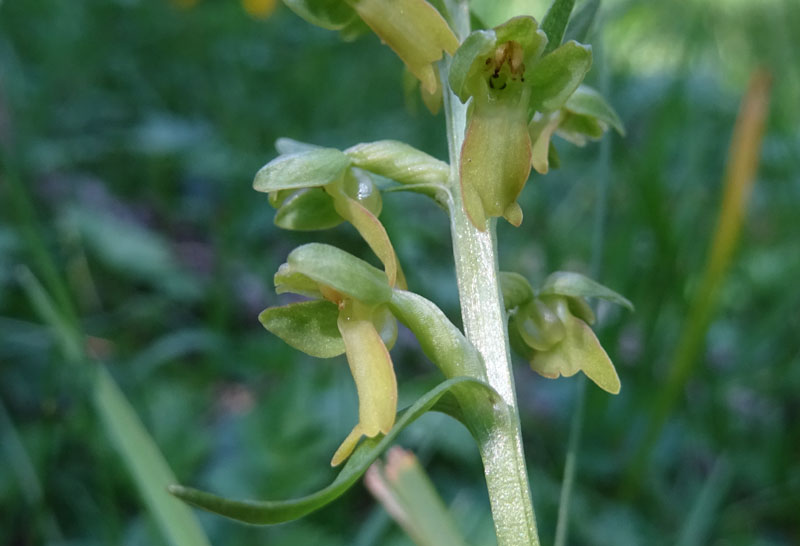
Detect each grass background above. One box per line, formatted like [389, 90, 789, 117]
[1, 0, 798, 544]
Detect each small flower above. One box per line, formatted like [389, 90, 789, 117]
[254, 143, 406, 288]
[511, 295, 620, 394]
[260, 244, 399, 465]
[450, 17, 599, 230]
[501, 271, 633, 394]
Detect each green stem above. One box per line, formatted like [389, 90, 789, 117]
[440, 5, 540, 544]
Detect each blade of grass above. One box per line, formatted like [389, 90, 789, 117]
[2, 157, 79, 328]
[365, 447, 469, 546]
[554, 38, 612, 546]
[541, 0, 576, 54]
[676, 456, 732, 546]
[0, 397, 65, 543]
[17, 269, 212, 546]
[623, 69, 772, 496]
[94, 365, 212, 546]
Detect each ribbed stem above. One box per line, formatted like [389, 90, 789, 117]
[440, 4, 540, 544]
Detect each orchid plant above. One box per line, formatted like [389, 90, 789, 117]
[169, 0, 630, 544]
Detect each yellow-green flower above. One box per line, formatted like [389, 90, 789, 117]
[260, 244, 400, 465]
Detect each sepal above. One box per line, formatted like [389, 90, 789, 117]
[283, 243, 392, 305]
[539, 270, 634, 311]
[253, 147, 350, 193]
[273, 188, 343, 231]
[345, 140, 450, 186]
[527, 41, 592, 115]
[259, 300, 345, 358]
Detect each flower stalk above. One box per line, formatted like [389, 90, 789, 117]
[441, 4, 540, 544]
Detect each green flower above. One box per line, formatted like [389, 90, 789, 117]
[346, 0, 458, 95]
[259, 244, 399, 465]
[450, 17, 623, 230]
[501, 271, 633, 394]
[281, 0, 458, 96]
[254, 141, 407, 289]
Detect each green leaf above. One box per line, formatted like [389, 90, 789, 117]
[95, 367, 213, 546]
[253, 148, 351, 193]
[388, 289, 484, 379]
[18, 268, 211, 546]
[286, 243, 392, 305]
[539, 271, 634, 310]
[499, 271, 535, 310]
[274, 188, 343, 231]
[564, 85, 626, 135]
[169, 377, 496, 524]
[541, 0, 576, 54]
[282, 0, 358, 30]
[563, 0, 600, 44]
[259, 300, 345, 358]
[528, 41, 592, 114]
[345, 140, 450, 185]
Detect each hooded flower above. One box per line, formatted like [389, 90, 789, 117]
[501, 271, 633, 394]
[450, 17, 599, 230]
[259, 243, 399, 465]
[254, 141, 406, 289]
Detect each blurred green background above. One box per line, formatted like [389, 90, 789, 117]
[1, 0, 798, 544]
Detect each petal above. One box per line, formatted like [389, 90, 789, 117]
[349, 0, 458, 94]
[338, 300, 398, 438]
[460, 100, 532, 230]
[332, 189, 407, 289]
[528, 113, 562, 175]
[530, 297, 620, 393]
[253, 148, 351, 192]
[331, 424, 364, 467]
[274, 187, 344, 231]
